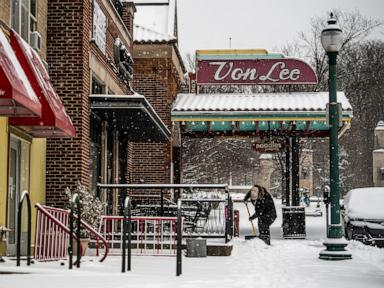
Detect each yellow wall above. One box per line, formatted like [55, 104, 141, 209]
[0, 117, 8, 255]
[0, 120, 46, 255]
[29, 138, 46, 245]
[0, 117, 8, 227]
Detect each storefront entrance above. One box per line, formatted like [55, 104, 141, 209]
[7, 136, 30, 256]
[90, 93, 171, 214]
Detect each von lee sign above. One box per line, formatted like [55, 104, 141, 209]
[196, 59, 318, 85]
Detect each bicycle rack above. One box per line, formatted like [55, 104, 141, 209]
[122, 196, 132, 273]
[176, 199, 182, 276]
[16, 191, 31, 266]
[97, 183, 233, 277]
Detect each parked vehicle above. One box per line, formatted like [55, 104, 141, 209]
[342, 187, 384, 247]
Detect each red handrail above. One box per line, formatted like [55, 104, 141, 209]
[35, 204, 109, 262]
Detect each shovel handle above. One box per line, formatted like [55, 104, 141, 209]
[244, 201, 257, 236]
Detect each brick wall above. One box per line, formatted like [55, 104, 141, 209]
[46, 0, 91, 207]
[121, 2, 135, 37]
[126, 142, 134, 183]
[131, 142, 171, 184]
[46, 0, 134, 207]
[37, 0, 48, 60]
[132, 56, 181, 185]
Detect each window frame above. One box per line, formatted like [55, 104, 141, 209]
[92, 0, 107, 54]
[91, 75, 106, 94]
[10, 0, 38, 43]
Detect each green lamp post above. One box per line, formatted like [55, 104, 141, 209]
[319, 13, 352, 260]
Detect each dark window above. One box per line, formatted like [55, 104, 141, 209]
[89, 113, 102, 195]
[30, 0, 37, 33]
[92, 77, 105, 94]
[111, 0, 123, 18]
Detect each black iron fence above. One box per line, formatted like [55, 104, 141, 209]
[97, 183, 234, 243]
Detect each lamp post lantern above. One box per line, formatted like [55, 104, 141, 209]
[319, 13, 352, 260]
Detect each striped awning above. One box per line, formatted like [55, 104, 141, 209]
[171, 92, 353, 136]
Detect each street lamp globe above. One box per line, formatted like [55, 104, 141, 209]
[321, 13, 343, 53]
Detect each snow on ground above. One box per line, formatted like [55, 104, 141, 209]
[1, 200, 384, 288]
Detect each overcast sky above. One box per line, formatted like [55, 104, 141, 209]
[177, 0, 384, 56]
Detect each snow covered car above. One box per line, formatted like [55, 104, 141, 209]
[342, 187, 384, 247]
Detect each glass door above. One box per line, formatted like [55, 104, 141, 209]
[7, 138, 20, 256]
[7, 136, 30, 256]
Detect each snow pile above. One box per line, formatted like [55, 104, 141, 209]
[343, 187, 384, 219]
[1, 201, 384, 288]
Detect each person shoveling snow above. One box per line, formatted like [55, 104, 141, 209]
[244, 184, 277, 245]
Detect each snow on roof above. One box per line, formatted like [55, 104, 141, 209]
[301, 148, 313, 153]
[259, 153, 273, 160]
[344, 187, 384, 220]
[375, 120, 384, 130]
[133, 0, 176, 39]
[373, 149, 384, 153]
[134, 24, 176, 43]
[172, 92, 353, 113]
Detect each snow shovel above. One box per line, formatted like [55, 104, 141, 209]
[244, 201, 258, 240]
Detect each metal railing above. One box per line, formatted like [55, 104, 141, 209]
[181, 198, 228, 239]
[97, 183, 233, 277]
[34, 204, 109, 264]
[97, 183, 233, 242]
[98, 215, 179, 256]
[35, 205, 69, 261]
[16, 191, 31, 266]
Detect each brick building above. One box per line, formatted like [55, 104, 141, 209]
[45, 0, 184, 211]
[46, 0, 134, 208]
[131, 0, 185, 185]
[0, 0, 75, 256]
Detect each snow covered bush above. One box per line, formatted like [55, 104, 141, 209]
[65, 182, 107, 237]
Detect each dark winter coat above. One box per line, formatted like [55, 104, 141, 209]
[245, 189, 277, 226]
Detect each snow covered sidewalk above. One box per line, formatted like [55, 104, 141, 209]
[1, 201, 384, 288]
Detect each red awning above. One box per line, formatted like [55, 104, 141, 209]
[0, 28, 41, 117]
[8, 30, 76, 138]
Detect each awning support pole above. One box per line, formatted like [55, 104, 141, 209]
[291, 127, 300, 206]
[285, 136, 291, 206]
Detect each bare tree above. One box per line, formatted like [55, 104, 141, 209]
[285, 10, 384, 191]
[291, 9, 383, 90]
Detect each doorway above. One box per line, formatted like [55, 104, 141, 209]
[7, 135, 30, 256]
